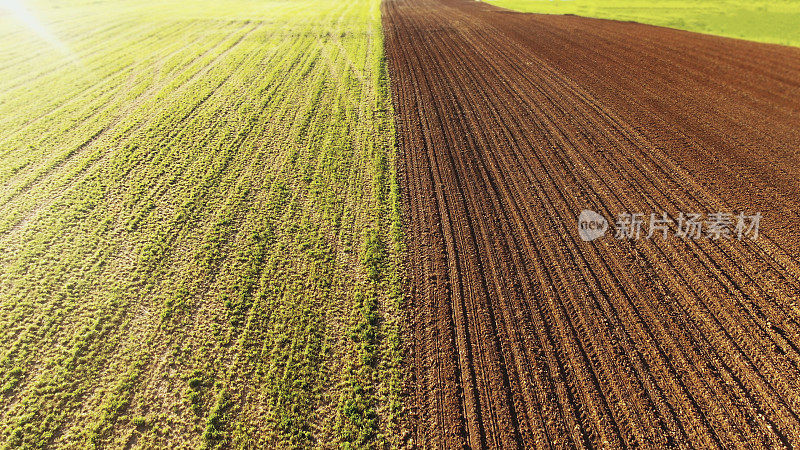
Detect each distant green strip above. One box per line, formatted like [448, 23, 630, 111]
[488, 0, 800, 47]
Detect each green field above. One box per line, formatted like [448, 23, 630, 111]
[0, 0, 405, 448]
[490, 0, 800, 47]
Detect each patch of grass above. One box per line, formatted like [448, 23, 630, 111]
[491, 0, 800, 47]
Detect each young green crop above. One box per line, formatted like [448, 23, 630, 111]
[0, 0, 406, 447]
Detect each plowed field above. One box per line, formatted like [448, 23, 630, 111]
[383, 0, 800, 447]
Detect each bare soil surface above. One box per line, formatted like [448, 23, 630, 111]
[383, 0, 800, 447]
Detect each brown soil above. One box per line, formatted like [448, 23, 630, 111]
[383, 0, 800, 447]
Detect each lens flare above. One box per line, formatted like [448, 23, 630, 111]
[1, 0, 75, 60]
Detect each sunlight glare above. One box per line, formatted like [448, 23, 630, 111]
[1, 0, 75, 59]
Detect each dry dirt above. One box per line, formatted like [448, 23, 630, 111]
[383, 0, 800, 447]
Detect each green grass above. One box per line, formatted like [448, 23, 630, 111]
[489, 0, 800, 47]
[0, 0, 406, 447]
